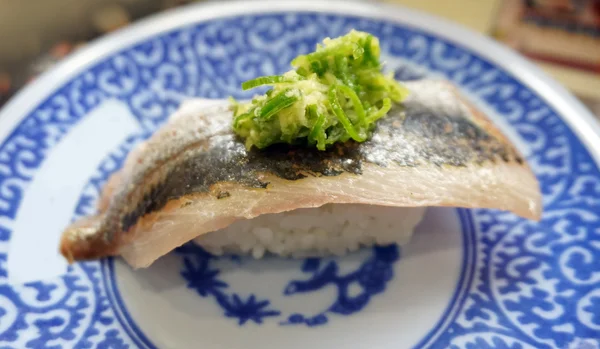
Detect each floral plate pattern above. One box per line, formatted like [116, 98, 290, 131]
[0, 2, 599, 348]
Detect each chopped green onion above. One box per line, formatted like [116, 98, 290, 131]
[367, 98, 392, 123]
[230, 30, 409, 150]
[336, 84, 366, 126]
[352, 43, 364, 60]
[334, 55, 354, 89]
[233, 107, 255, 128]
[328, 86, 364, 142]
[296, 67, 309, 77]
[363, 35, 375, 66]
[310, 61, 325, 76]
[242, 75, 306, 90]
[241, 76, 284, 90]
[259, 89, 298, 120]
[308, 105, 326, 150]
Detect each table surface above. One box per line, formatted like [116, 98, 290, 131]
[383, 0, 600, 117]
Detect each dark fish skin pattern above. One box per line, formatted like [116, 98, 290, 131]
[119, 87, 522, 234]
[60, 80, 532, 264]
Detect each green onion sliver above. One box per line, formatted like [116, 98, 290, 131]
[241, 75, 284, 90]
[242, 75, 294, 91]
[367, 98, 392, 123]
[352, 42, 364, 60]
[241, 75, 306, 90]
[334, 55, 351, 86]
[336, 84, 367, 126]
[328, 86, 364, 142]
[363, 35, 374, 66]
[259, 89, 298, 120]
[233, 107, 256, 128]
[308, 105, 326, 150]
[296, 67, 309, 77]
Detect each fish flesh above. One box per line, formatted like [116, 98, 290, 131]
[60, 79, 542, 268]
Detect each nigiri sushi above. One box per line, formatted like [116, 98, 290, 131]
[60, 79, 542, 268]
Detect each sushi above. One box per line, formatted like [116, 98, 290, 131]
[59, 31, 542, 268]
[59, 79, 542, 268]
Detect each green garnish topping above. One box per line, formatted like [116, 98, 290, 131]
[231, 30, 409, 150]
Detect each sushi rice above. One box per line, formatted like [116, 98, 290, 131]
[194, 204, 426, 258]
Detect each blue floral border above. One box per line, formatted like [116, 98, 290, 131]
[0, 11, 598, 348]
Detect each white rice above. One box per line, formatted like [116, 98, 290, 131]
[193, 204, 426, 258]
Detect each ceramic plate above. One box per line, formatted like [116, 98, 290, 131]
[1, 2, 599, 348]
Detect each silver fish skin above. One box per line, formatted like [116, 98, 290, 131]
[60, 79, 542, 268]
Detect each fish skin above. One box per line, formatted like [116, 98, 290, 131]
[60, 79, 542, 267]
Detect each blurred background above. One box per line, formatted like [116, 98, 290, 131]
[0, 0, 599, 117]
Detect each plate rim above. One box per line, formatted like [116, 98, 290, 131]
[1, 1, 599, 164]
[0, 2, 598, 346]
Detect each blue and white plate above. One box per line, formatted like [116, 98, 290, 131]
[1, 1, 599, 348]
